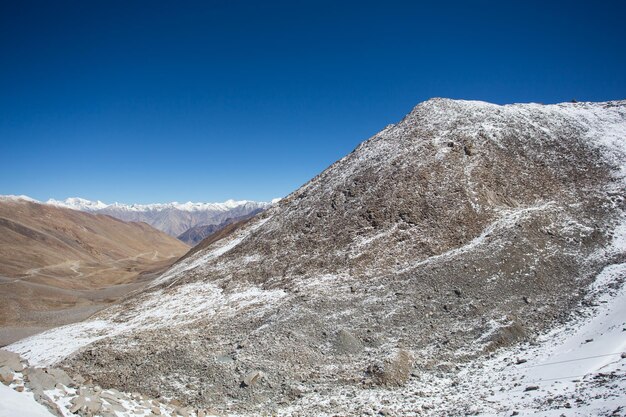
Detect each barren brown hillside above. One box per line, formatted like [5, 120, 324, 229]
[0, 198, 189, 345]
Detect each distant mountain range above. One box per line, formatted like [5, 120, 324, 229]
[3, 195, 277, 237]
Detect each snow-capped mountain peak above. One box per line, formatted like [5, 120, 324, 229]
[46, 197, 108, 211]
[0, 194, 40, 203]
[45, 197, 271, 213]
[1, 195, 276, 236]
[41, 197, 277, 236]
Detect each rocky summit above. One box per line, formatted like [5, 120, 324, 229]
[7, 98, 626, 416]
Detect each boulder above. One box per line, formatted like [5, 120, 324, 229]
[47, 367, 75, 387]
[70, 395, 87, 413]
[26, 368, 57, 391]
[0, 349, 23, 372]
[85, 397, 102, 414]
[0, 366, 14, 385]
[368, 349, 414, 386]
[176, 407, 190, 417]
[336, 329, 363, 354]
[242, 370, 263, 387]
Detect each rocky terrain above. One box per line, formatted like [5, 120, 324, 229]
[1, 349, 214, 417]
[5, 98, 626, 416]
[0, 198, 189, 345]
[176, 210, 264, 246]
[46, 198, 273, 237]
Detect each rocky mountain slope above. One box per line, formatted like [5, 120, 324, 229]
[46, 198, 274, 237]
[7, 99, 626, 416]
[0, 198, 189, 345]
[177, 209, 264, 246]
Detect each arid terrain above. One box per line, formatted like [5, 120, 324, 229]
[0, 198, 189, 345]
[4, 99, 625, 416]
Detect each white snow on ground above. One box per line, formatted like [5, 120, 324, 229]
[153, 216, 271, 287]
[7, 214, 277, 367]
[279, 217, 626, 416]
[8, 279, 286, 367]
[471, 262, 626, 416]
[7, 320, 113, 367]
[0, 383, 55, 417]
[395, 201, 556, 273]
[276, 261, 626, 416]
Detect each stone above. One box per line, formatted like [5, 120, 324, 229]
[26, 368, 57, 391]
[85, 397, 102, 414]
[242, 370, 263, 387]
[216, 354, 235, 364]
[524, 385, 539, 392]
[368, 349, 414, 386]
[47, 367, 75, 387]
[101, 391, 123, 404]
[176, 407, 190, 417]
[0, 349, 23, 372]
[0, 366, 14, 385]
[336, 329, 363, 354]
[151, 406, 162, 415]
[70, 395, 87, 413]
[104, 400, 127, 412]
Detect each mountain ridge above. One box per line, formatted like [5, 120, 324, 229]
[7, 98, 626, 415]
[1, 195, 276, 237]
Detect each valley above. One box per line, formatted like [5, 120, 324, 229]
[0, 198, 189, 346]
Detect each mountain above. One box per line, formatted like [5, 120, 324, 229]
[0, 197, 189, 345]
[177, 209, 265, 246]
[7, 99, 626, 416]
[46, 198, 275, 237]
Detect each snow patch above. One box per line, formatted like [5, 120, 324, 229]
[0, 383, 55, 417]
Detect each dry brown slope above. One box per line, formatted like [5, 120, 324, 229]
[0, 199, 189, 345]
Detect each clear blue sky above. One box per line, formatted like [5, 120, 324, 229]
[1, 1, 625, 203]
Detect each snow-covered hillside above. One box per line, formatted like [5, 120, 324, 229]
[6, 99, 626, 416]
